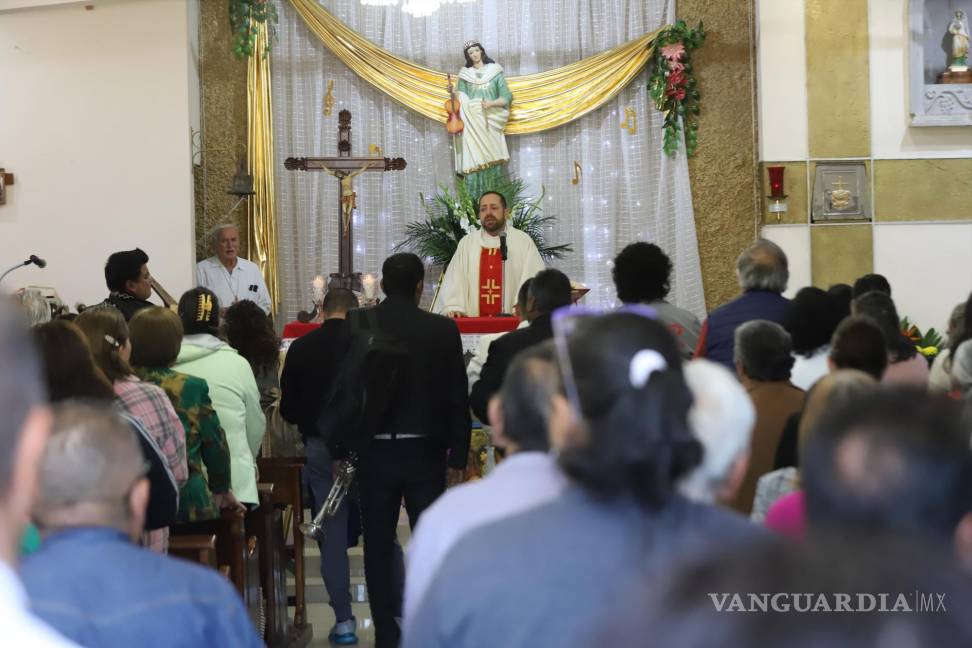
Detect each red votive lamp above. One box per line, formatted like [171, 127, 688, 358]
[766, 166, 788, 222]
[767, 166, 785, 199]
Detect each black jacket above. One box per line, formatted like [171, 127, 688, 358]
[103, 292, 154, 321]
[279, 318, 353, 440]
[361, 295, 471, 469]
[469, 313, 554, 423]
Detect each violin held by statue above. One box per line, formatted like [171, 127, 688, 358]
[445, 73, 464, 135]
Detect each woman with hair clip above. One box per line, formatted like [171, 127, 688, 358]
[75, 306, 188, 553]
[403, 311, 762, 648]
[172, 288, 265, 506]
[30, 320, 180, 540]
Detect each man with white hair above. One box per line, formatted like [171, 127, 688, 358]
[196, 223, 272, 315]
[694, 239, 790, 370]
[679, 359, 755, 505]
[21, 403, 263, 648]
[0, 303, 78, 647]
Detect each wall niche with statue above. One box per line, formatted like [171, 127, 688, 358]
[910, 0, 972, 125]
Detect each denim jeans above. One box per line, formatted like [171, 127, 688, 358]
[302, 437, 353, 622]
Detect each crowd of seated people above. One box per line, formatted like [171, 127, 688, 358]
[1, 239, 970, 648]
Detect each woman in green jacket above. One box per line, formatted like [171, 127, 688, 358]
[129, 307, 242, 521]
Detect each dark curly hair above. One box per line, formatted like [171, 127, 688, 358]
[783, 287, 845, 357]
[223, 300, 279, 376]
[104, 248, 148, 293]
[612, 242, 673, 304]
[557, 313, 700, 511]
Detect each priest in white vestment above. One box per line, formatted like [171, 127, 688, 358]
[436, 191, 545, 317]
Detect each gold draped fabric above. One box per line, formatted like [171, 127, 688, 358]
[288, 0, 661, 135]
[246, 25, 280, 314]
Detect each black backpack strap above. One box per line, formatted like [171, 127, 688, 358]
[363, 307, 380, 335]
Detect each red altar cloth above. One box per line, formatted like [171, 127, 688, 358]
[453, 316, 520, 335]
[281, 321, 322, 339]
[282, 315, 519, 339]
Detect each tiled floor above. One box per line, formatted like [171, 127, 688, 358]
[292, 509, 412, 648]
[302, 544, 377, 647]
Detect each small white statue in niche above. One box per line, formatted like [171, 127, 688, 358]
[948, 10, 970, 71]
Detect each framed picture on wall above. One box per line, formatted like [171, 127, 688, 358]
[811, 163, 871, 222]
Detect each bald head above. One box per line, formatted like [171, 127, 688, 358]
[34, 403, 147, 535]
[323, 288, 359, 318]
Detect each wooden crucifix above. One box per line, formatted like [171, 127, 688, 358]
[284, 110, 406, 291]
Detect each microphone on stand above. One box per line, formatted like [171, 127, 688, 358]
[0, 254, 48, 285]
[498, 233, 510, 316]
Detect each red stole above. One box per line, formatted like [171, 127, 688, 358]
[478, 247, 503, 316]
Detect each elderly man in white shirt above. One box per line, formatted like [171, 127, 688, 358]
[0, 304, 80, 647]
[196, 224, 272, 315]
[404, 341, 569, 628]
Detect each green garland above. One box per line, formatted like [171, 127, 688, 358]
[648, 21, 706, 156]
[229, 0, 278, 58]
[397, 176, 571, 267]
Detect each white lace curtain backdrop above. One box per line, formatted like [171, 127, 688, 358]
[270, 0, 705, 322]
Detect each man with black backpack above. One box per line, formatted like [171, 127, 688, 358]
[335, 253, 471, 648]
[279, 287, 361, 645]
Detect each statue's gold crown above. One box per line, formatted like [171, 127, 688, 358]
[464, 40, 479, 51]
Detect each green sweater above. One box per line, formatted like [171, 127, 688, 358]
[135, 366, 231, 522]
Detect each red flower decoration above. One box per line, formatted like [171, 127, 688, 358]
[666, 86, 686, 100]
[660, 42, 686, 61]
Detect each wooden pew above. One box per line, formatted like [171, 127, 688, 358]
[168, 534, 218, 568]
[257, 455, 312, 648]
[247, 483, 290, 648]
[170, 509, 262, 632]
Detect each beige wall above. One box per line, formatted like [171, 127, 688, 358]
[0, 0, 195, 307]
[757, 0, 972, 333]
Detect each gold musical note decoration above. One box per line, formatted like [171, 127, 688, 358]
[369, 144, 383, 158]
[323, 80, 335, 116]
[621, 107, 637, 134]
[571, 161, 582, 185]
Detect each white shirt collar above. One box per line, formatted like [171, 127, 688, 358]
[0, 561, 27, 609]
[489, 451, 559, 475]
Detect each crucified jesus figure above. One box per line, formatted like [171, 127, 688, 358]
[317, 162, 375, 237]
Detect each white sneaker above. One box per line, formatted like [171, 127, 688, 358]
[329, 617, 358, 645]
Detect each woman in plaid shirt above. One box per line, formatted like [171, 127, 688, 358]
[76, 307, 189, 553]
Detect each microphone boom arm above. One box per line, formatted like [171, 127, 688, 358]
[0, 259, 33, 285]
